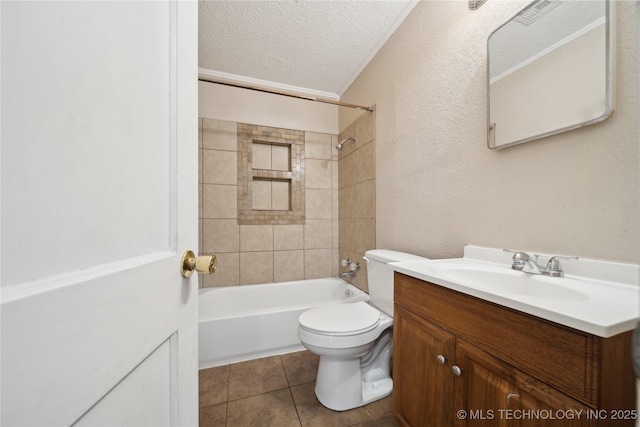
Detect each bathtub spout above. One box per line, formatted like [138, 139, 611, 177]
[341, 271, 355, 279]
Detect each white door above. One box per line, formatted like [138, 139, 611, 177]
[1, 1, 200, 425]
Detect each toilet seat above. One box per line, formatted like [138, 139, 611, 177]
[298, 301, 380, 336]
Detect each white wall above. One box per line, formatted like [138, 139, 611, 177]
[340, 0, 639, 263]
[199, 81, 338, 134]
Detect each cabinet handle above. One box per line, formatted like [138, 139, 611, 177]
[436, 355, 446, 364]
[452, 365, 462, 376]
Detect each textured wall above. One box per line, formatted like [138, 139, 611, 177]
[340, 0, 639, 263]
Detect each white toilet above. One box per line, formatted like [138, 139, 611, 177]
[297, 249, 428, 411]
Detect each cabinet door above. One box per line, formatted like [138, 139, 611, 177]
[454, 340, 594, 427]
[393, 305, 456, 427]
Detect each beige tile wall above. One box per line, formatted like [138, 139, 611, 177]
[338, 109, 376, 292]
[199, 118, 339, 287]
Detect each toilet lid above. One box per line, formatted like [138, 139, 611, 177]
[298, 301, 380, 335]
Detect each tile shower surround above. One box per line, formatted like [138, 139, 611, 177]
[199, 118, 340, 287]
[198, 350, 398, 427]
[338, 109, 376, 293]
[237, 123, 305, 225]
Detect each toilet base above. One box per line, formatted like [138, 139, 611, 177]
[313, 330, 393, 411]
[314, 359, 393, 411]
[362, 377, 393, 406]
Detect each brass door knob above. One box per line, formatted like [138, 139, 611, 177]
[181, 250, 217, 278]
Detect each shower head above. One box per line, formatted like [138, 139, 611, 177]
[336, 137, 355, 151]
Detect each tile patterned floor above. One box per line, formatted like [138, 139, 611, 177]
[199, 350, 398, 427]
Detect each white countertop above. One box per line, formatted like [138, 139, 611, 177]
[390, 245, 640, 338]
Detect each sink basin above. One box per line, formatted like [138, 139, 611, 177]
[425, 262, 589, 302]
[390, 247, 640, 338]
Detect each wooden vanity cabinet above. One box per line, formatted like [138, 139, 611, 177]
[454, 339, 593, 427]
[394, 305, 456, 426]
[392, 273, 636, 427]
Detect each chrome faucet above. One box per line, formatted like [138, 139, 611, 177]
[340, 259, 361, 280]
[544, 255, 579, 277]
[509, 251, 543, 274]
[504, 249, 578, 277]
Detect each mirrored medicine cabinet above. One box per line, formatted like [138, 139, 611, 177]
[487, 0, 613, 149]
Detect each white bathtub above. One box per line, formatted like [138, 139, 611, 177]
[199, 278, 368, 369]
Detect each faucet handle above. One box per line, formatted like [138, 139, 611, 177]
[503, 249, 524, 269]
[545, 256, 579, 277]
[503, 249, 538, 269]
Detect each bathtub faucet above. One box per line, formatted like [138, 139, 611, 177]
[340, 261, 360, 280]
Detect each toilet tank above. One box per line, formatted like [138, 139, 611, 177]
[364, 250, 428, 316]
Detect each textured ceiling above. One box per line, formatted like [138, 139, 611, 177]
[199, 0, 418, 99]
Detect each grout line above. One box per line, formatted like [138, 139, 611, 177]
[279, 355, 291, 387]
[288, 385, 304, 427]
[224, 364, 229, 408]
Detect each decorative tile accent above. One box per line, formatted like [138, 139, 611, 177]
[237, 123, 305, 225]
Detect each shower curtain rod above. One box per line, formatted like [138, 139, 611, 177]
[198, 77, 374, 112]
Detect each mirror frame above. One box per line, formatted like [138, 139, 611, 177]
[487, 0, 614, 150]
